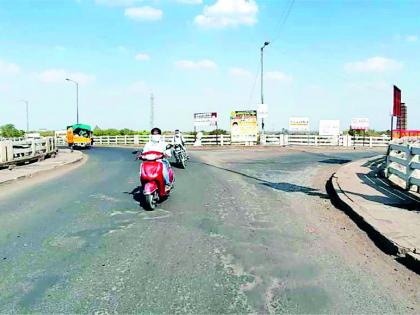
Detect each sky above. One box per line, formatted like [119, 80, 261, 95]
[0, 0, 419, 132]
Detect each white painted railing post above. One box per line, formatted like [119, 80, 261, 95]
[369, 137, 373, 148]
[124, 135, 127, 145]
[134, 135, 139, 145]
[220, 134, 224, 146]
[31, 139, 36, 156]
[406, 146, 414, 190]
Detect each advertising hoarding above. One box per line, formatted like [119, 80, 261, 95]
[193, 112, 218, 127]
[350, 118, 369, 131]
[257, 104, 268, 119]
[319, 120, 340, 136]
[289, 117, 310, 132]
[230, 110, 258, 142]
[393, 85, 401, 117]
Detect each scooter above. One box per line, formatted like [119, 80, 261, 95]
[138, 149, 174, 210]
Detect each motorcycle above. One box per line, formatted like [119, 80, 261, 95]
[137, 148, 174, 210]
[173, 144, 187, 168]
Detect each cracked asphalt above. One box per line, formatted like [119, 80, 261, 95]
[0, 147, 418, 313]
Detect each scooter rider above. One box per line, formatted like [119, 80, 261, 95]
[172, 129, 189, 158]
[142, 127, 172, 187]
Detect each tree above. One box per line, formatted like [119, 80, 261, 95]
[0, 124, 25, 138]
[207, 129, 228, 135]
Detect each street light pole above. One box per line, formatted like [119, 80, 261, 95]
[65, 78, 79, 124]
[260, 41, 270, 134]
[19, 100, 29, 132]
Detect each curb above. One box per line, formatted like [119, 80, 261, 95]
[327, 157, 420, 273]
[0, 151, 85, 187]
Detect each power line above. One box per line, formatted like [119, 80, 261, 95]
[270, 0, 295, 45]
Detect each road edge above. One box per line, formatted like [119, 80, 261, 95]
[0, 150, 87, 188]
[326, 156, 420, 273]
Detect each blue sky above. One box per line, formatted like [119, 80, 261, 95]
[0, 0, 419, 131]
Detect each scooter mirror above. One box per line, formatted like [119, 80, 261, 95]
[132, 150, 139, 154]
[166, 144, 173, 150]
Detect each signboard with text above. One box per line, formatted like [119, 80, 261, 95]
[319, 120, 340, 136]
[289, 117, 309, 132]
[193, 112, 218, 127]
[350, 118, 369, 131]
[230, 110, 258, 142]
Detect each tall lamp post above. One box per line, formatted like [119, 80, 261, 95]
[19, 100, 29, 132]
[65, 78, 79, 124]
[260, 41, 270, 134]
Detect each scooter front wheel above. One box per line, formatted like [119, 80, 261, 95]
[145, 193, 157, 210]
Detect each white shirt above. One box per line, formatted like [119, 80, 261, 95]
[172, 135, 185, 145]
[142, 141, 171, 158]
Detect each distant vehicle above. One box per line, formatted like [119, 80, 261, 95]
[173, 144, 187, 168]
[66, 124, 93, 149]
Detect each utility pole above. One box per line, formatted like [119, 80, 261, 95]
[260, 41, 270, 134]
[150, 93, 154, 129]
[19, 100, 29, 132]
[65, 78, 79, 124]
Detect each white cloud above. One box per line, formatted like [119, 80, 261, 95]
[0, 59, 21, 76]
[344, 56, 403, 73]
[176, 0, 202, 4]
[95, 0, 145, 7]
[406, 35, 418, 42]
[135, 53, 150, 61]
[38, 69, 95, 84]
[175, 59, 218, 70]
[125, 6, 163, 21]
[229, 67, 252, 78]
[266, 71, 292, 82]
[195, 0, 258, 28]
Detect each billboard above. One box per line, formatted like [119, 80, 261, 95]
[289, 117, 309, 132]
[393, 85, 401, 117]
[230, 110, 258, 142]
[257, 104, 268, 119]
[350, 118, 369, 131]
[319, 120, 340, 136]
[194, 112, 218, 127]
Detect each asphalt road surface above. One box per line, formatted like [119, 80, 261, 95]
[0, 147, 418, 313]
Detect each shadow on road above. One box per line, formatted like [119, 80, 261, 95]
[354, 172, 419, 211]
[201, 162, 329, 199]
[319, 158, 351, 164]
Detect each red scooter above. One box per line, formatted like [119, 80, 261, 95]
[138, 150, 174, 210]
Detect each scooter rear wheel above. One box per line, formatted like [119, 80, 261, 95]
[145, 193, 157, 210]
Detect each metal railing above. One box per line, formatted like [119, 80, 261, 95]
[68, 134, 391, 147]
[386, 142, 420, 191]
[0, 137, 57, 167]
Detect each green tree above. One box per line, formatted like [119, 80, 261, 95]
[207, 129, 228, 135]
[0, 124, 25, 138]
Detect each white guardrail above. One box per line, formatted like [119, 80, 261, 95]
[386, 142, 420, 191]
[0, 137, 57, 167]
[68, 134, 391, 147]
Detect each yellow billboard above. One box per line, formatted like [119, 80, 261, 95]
[230, 110, 258, 142]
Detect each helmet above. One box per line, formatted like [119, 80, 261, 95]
[151, 127, 162, 143]
[151, 127, 162, 135]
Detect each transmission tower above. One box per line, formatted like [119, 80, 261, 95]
[150, 93, 154, 129]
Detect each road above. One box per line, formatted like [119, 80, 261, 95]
[0, 147, 418, 313]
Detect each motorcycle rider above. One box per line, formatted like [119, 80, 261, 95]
[172, 129, 189, 159]
[142, 127, 172, 187]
